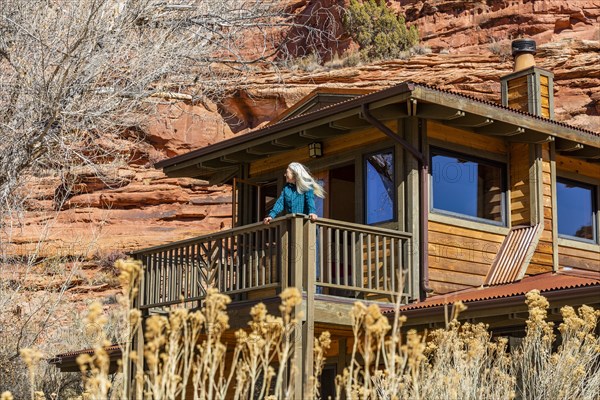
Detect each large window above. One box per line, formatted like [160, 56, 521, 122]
[431, 148, 506, 224]
[557, 178, 596, 242]
[365, 149, 395, 225]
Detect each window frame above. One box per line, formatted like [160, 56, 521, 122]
[363, 147, 396, 225]
[429, 146, 508, 227]
[556, 175, 598, 244]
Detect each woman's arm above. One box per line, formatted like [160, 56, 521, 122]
[305, 189, 318, 221]
[265, 188, 285, 222]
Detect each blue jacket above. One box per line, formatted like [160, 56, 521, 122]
[268, 183, 316, 219]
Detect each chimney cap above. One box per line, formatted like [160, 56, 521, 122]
[512, 38, 536, 56]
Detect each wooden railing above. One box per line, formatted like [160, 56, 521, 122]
[131, 215, 414, 310]
[131, 218, 287, 310]
[313, 218, 413, 301]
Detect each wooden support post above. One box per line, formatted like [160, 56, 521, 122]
[290, 216, 304, 290]
[549, 142, 559, 271]
[290, 216, 304, 400]
[280, 221, 289, 291]
[337, 337, 347, 378]
[404, 117, 421, 299]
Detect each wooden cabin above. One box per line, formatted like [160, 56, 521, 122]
[51, 40, 600, 398]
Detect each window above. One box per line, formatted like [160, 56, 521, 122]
[365, 149, 395, 224]
[557, 178, 596, 242]
[431, 148, 506, 224]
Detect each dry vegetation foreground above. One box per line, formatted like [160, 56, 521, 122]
[1, 260, 599, 400]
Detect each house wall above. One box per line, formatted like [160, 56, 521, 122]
[526, 142, 555, 276]
[510, 142, 531, 226]
[426, 122, 507, 294]
[245, 118, 598, 296]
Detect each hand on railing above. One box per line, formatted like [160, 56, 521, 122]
[263, 217, 272, 225]
[308, 213, 318, 222]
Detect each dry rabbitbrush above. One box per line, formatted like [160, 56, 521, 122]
[8, 262, 600, 399]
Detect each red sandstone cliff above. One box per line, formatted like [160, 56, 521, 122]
[6, 0, 599, 261]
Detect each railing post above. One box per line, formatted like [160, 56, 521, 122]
[290, 216, 304, 400]
[279, 221, 289, 290]
[303, 218, 316, 397]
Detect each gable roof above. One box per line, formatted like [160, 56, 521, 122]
[268, 87, 373, 125]
[156, 81, 600, 181]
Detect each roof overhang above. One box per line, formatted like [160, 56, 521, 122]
[156, 82, 600, 182]
[49, 344, 123, 373]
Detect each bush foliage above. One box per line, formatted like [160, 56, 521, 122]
[343, 0, 419, 60]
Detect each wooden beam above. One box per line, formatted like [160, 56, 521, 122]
[272, 134, 314, 147]
[509, 132, 555, 144]
[477, 121, 525, 136]
[208, 167, 239, 185]
[366, 103, 409, 120]
[445, 114, 495, 128]
[412, 86, 600, 147]
[198, 158, 230, 168]
[246, 141, 292, 155]
[555, 138, 584, 152]
[220, 150, 263, 163]
[164, 162, 236, 179]
[416, 103, 465, 120]
[299, 125, 349, 139]
[567, 146, 600, 159]
[330, 115, 372, 130]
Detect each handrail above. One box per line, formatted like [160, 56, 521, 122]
[314, 217, 412, 238]
[130, 214, 298, 256]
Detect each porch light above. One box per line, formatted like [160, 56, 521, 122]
[309, 142, 322, 158]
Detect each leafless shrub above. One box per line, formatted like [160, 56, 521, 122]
[512, 291, 600, 400]
[488, 37, 511, 61]
[94, 250, 128, 276]
[0, 0, 340, 210]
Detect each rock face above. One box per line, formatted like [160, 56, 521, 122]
[4, 0, 599, 261]
[396, 0, 600, 52]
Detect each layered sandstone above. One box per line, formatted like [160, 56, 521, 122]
[5, 0, 599, 262]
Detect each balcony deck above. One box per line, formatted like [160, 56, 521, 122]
[131, 214, 414, 325]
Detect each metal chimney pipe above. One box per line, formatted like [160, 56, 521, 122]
[512, 38, 536, 72]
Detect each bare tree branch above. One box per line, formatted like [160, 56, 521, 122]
[0, 0, 341, 207]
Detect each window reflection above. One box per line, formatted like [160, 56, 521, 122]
[365, 150, 394, 224]
[431, 149, 505, 223]
[557, 178, 595, 241]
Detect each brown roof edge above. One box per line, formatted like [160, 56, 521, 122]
[155, 80, 599, 171]
[389, 270, 600, 314]
[48, 344, 123, 365]
[393, 284, 600, 325]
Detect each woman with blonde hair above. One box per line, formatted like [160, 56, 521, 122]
[263, 162, 325, 224]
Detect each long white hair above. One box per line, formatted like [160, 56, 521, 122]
[288, 162, 325, 198]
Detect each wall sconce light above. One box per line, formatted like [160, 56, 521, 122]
[309, 142, 323, 158]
